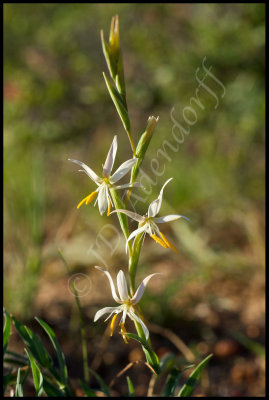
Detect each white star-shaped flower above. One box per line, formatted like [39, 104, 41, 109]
[69, 136, 139, 216]
[111, 178, 190, 252]
[94, 266, 159, 342]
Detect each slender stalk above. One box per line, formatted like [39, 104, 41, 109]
[128, 230, 144, 294]
[126, 130, 136, 157]
[58, 249, 89, 384]
[101, 15, 159, 373]
[73, 289, 89, 384]
[110, 188, 133, 256]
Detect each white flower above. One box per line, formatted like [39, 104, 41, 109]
[111, 178, 190, 252]
[68, 135, 139, 216]
[94, 266, 159, 342]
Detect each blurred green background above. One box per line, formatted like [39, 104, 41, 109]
[4, 3, 265, 396]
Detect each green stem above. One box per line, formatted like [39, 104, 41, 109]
[128, 230, 144, 294]
[128, 232, 159, 372]
[110, 188, 133, 256]
[126, 129, 136, 157]
[58, 249, 89, 384]
[73, 291, 89, 384]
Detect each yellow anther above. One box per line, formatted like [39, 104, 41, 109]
[120, 322, 129, 344]
[77, 191, 97, 209]
[85, 191, 98, 205]
[107, 197, 111, 216]
[159, 232, 178, 253]
[110, 314, 118, 337]
[151, 234, 168, 248]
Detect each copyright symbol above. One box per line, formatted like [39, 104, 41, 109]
[68, 273, 92, 297]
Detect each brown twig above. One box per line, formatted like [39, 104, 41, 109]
[147, 322, 196, 363]
[147, 373, 158, 397]
[109, 359, 156, 389]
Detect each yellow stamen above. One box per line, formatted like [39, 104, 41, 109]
[110, 314, 118, 337]
[120, 322, 129, 344]
[107, 197, 111, 216]
[151, 234, 168, 248]
[159, 232, 178, 253]
[77, 191, 97, 209]
[85, 191, 98, 205]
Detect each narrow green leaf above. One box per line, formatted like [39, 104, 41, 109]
[4, 351, 29, 369]
[103, 72, 130, 132]
[15, 368, 23, 397]
[35, 317, 68, 385]
[3, 308, 11, 355]
[25, 349, 43, 396]
[58, 248, 89, 384]
[88, 367, 110, 397]
[177, 354, 213, 397]
[162, 367, 181, 397]
[130, 116, 159, 185]
[159, 353, 177, 373]
[80, 380, 97, 397]
[100, 30, 117, 80]
[125, 332, 152, 352]
[42, 377, 65, 397]
[5, 350, 29, 364]
[126, 376, 135, 396]
[126, 332, 159, 373]
[115, 54, 126, 100]
[230, 330, 265, 358]
[12, 316, 52, 368]
[129, 230, 144, 291]
[162, 365, 194, 397]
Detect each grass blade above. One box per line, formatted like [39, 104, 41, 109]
[35, 317, 68, 385]
[25, 348, 43, 396]
[177, 354, 213, 397]
[103, 72, 130, 133]
[230, 330, 265, 358]
[125, 332, 159, 373]
[126, 376, 135, 396]
[15, 368, 23, 397]
[88, 367, 110, 397]
[42, 377, 66, 397]
[12, 316, 52, 369]
[162, 365, 194, 397]
[162, 367, 181, 397]
[58, 248, 89, 384]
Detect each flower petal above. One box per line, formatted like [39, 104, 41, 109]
[110, 209, 144, 222]
[68, 159, 101, 183]
[94, 306, 119, 322]
[125, 226, 146, 254]
[110, 158, 138, 183]
[127, 225, 147, 243]
[128, 310, 149, 340]
[121, 307, 127, 324]
[113, 182, 143, 190]
[148, 178, 173, 218]
[131, 273, 160, 304]
[117, 270, 129, 301]
[154, 214, 190, 223]
[103, 135, 118, 177]
[98, 185, 108, 216]
[95, 266, 121, 303]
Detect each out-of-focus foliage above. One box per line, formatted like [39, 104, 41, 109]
[4, 4, 265, 396]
